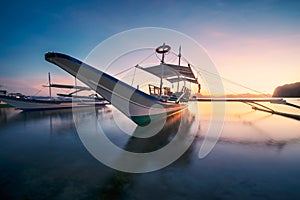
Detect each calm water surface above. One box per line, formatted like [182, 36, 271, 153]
[0, 99, 300, 200]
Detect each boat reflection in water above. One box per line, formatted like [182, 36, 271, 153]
[100, 107, 197, 152]
[97, 108, 197, 199]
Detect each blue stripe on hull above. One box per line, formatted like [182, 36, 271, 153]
[131, 106, 187, 126]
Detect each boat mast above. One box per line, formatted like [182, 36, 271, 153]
[160, 50, 164, 97]
[75, 77, 77, 96]
[178, 45, 181, 66]
[48, 72, 52, 98]
[160, 65, 164, 97]
[160, 43, 165, 97]
[161, 43, 166, 64]
[177, 46, 181, 92]
[156, 43, 171, 98]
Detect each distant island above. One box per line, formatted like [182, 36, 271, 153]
[273, 82, 300, 97]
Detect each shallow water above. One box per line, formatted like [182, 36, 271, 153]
[0, 99, 299, 200]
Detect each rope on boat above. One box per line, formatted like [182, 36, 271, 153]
[114, 66, 135, 76]
[176, 54, 269, 97]
[131, 66, 137, 86]
[31, 87, 44, 96]
[138, 52, 156, 65]
[114, 52, 156, 77]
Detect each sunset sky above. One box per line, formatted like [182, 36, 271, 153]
[0, 0, 299, 95]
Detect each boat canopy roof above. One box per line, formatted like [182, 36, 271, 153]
[138, 63, 198, 84]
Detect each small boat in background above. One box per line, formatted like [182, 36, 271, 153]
[0, 74, 108, 111]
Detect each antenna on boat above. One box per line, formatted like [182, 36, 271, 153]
[48, 72, 52, 98]
[178, 45, 181, 66]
